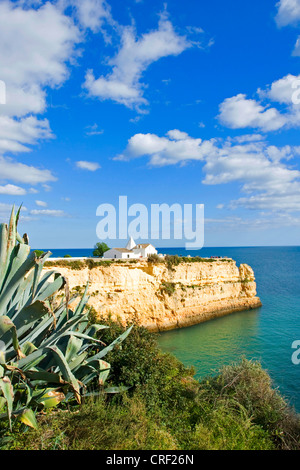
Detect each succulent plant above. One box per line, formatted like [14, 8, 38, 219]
[0, 207, 132, 430]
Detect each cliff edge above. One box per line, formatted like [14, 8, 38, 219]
[44, 258, 262, 331]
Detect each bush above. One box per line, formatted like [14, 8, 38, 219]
[93, 242, 110, 257]
[33, 249, 44, 257]
[3, 316, 300, 451]
[165, 255, 181, 271]
[147, 254, 164, 264]
[197, 358, 300, 450]
[159, 281, 176, 296]
[44, 259, 85, 269]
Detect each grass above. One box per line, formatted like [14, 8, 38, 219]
[44, 255, 231, 271]
[3, 319, 300, 451]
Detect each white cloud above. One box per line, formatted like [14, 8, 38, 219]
[218, 94, 287, 132]
[202, 142, 299, 187]
[229, 192, 300, 212]
[117, 129, 216, 166]
[0, 1, 80, 119]
[0, 116, 53, 154]
[0, 184, 27, 195]
[30, 209, 66, 217]
[0, 156, 56, 184]
[166, 129, 189, 140]
[218, 74, 300, 132]
[0, 202, 28, 221]
[118, 130, 300, 212]
[35, 200, 47, 207]
[83, 15, 192, 111]
[206, 213, 300, 231]
[67, 0, 112, 33]
[231, 134, 265, 143]
[28, 188, 39, 194]
[0, 1, 82, 192]
[259, 73, 300, 103]
[293, 36, 300, 55]
[85, 123, 104, 136]
[76, 160, 101, 171]
[275, 2, 300, 55]
[275, 0, 300, 27]
[202, 139, 300, 212]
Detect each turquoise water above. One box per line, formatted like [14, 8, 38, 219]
[157, 247, 300, 412]
[42, 245, 300, 411]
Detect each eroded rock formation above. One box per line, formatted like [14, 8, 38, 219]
[44, 259, 262, 331]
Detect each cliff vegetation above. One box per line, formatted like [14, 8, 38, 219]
[4, 319, 300, 451]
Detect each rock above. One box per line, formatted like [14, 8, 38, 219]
[44, 259, 262, 331]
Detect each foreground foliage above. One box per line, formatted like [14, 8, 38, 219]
[4, 319, 300, 450]
[0, 209, 131, 432]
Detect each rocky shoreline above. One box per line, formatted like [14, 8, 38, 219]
[44, 258, 262, 331]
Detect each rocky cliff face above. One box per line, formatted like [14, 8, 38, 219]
[44, 259, 262, 332]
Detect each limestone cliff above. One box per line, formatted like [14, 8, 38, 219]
[44, 259, 261, 331]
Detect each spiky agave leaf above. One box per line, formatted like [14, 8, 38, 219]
[0, 207, 132, 429]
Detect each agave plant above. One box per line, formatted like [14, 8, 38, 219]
[0, 207, 132, 430]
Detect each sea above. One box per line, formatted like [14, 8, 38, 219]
[41, 246, 300, 412]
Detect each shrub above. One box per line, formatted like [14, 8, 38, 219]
[147, 254, 164, 264]
[44, 259, 85, 270]
[93, 242, 110, 258]
[33, 249, 44, 257]
[165, 255, 181, 271]
[0, 208, 132, 434]
[197, 358, 300, 450]
[3, 319, 299, 451]
[159, 282, 176, 296]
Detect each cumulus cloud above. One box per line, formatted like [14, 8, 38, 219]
[118, 130, 300, 212]
[218, 94, 287, 132]
[0, 156, 57, 184]
[218, 74, 300, 132]
[259, 73, 300, 103]
[76, 160, 101, 171]
[0, 1, 80, 119]
[275, 0, 300, 27]
[219, 0, 300, 133]
[67, 0, 112, 33]
[0, 116, 53, 154]
[275, 1, 300, 55]
[202, 140, 300, 212]
[83, 15, 192, 111]
[0, 184, 27, 195]
[117, 129, 216, 166]
[0, 1, 82, 192]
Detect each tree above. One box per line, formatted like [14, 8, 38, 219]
[93, 242, 110, 257]
[33, 250, 44, 257]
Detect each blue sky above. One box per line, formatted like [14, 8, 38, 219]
[0, 0, 300, 248]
